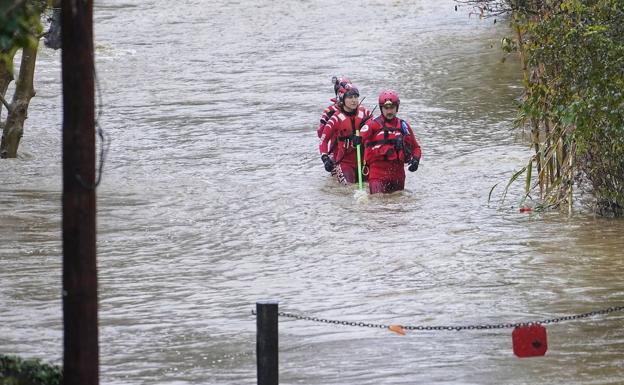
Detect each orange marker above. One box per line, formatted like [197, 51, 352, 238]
[388, 324, 406, 335]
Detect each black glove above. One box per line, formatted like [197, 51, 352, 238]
[352, 135, 362, 146]
[408, 158, 419, 172]
[321, 154, 334, 172]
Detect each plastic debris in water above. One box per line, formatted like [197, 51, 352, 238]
[388, 324, 406, 335]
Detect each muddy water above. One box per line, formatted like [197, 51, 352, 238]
[0, 0, 622, 384]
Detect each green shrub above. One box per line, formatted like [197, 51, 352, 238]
[521, 0, 624, 215]
[0, 355, 62, 385]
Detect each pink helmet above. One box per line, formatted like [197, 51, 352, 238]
[333, 76, 352, 96]
[338, 83, 359, 103]
[378, 90, 400, 110]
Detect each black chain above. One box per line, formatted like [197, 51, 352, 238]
[251, 306, 624, 331]
[277, 312, 387, 329]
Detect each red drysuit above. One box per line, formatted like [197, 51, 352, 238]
[317, 99, 339, 138]
[319, 105, 372, 184]
[360, 115, 421, 194]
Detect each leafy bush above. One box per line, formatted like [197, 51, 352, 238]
[0, 1, 45, 67]
[0, 355, 62, 385]
[521, 0, 624, 215]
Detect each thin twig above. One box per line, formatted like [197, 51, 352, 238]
[0, 93, 12, 112]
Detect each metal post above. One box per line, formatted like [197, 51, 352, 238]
[256, 301, 278, 385]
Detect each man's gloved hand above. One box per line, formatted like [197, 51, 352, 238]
[321, 154, 335, 172]
[408, 158, 420, 172]
[352, 135, 362, 146]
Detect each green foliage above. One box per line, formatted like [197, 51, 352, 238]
[500, 36, 517, 53]
[0, 1, 45, 66]
[0, 355, 62, 385]
[481, 0, 624, 214]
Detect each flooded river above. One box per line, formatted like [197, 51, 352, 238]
[1, 0, 623, 384]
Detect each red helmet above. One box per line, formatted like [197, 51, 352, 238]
[333, 76, 352, 96]
[378, 90, 400, 110]
[338, 83, 359, 103]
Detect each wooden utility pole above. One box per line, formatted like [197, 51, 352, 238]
[61, 0, 98, 384]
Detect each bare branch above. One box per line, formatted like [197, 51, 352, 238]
[0, 93, 11, 112]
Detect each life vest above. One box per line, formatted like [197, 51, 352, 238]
[365, 117, 411, 162]
[335, 108, 368, 148]
[320, 106, 371, 164]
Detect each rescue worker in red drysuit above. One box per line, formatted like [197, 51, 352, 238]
[319, 83, 372, 185]
[316, 76, 351, 138]
[359, 90, 421, 194]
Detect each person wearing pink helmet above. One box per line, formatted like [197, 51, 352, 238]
[319, 83, 372, 185]
[316, 76, 351, 138]
[359, 90, 421, 194]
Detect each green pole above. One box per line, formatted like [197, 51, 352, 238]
[356, 130, 363, 190]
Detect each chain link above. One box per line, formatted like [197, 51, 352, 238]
[276, 312, 387, 329]
[252, 306, 624, 331]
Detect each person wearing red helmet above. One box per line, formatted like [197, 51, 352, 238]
[359, 90, 421, 194]
[319, 83, 372, 185]
[316, 76, 351, 138]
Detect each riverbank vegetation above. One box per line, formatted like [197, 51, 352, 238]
[457, 0, 624, 216]
[0, 0, 55, 159]
[0, 355, 62, 385]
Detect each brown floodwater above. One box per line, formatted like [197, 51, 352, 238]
[1, 0, 622, 384]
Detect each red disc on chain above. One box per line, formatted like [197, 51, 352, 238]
[512, 324, 548, 357]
